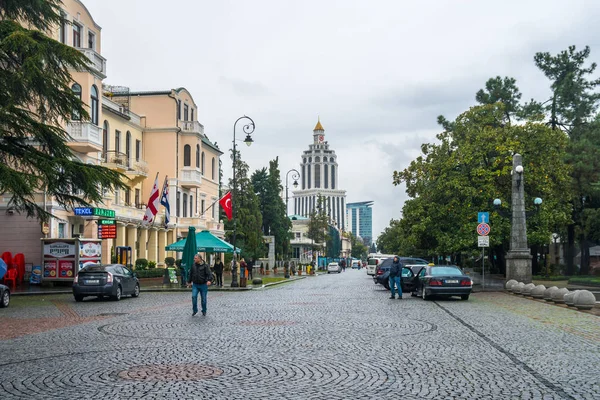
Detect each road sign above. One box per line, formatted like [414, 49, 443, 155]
[478, 212, 489, 224]
[478, 236, 490, 247]
[477, 223, 491, 236]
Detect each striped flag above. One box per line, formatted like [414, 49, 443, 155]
[160, 176, 170, 227]
[142, 173, 160, 226]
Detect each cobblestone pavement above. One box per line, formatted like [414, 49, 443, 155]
[0, 270, 599, 399]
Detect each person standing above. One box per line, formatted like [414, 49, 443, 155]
[389, 256, 402, 300]
[187, 254, 212, 316]
[213, 257, 224, 287]
[247, 258, 254, 280]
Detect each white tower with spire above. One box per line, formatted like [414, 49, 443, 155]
[291, 119, 347, 229]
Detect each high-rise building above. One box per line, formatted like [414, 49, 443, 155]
[291, 119, 347, 229]
[346, 201, 374, 246]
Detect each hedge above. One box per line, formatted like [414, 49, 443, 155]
[568, 276, 600, 286]
[134, 269, 167, 279]
[532, 275, 570, 281]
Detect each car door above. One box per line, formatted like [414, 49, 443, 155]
[400, 267, 416, 292]
[120, 265, 135, 294]
[112, 266, 130, 293]
[416, 267, 428, 293]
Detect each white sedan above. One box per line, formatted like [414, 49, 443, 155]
[327, 262, 342, 274]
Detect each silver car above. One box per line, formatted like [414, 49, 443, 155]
[327, 262, 342, 274]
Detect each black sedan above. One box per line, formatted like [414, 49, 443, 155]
[73, 264, 140, 302]
[412, 265, 472, 300]
[0, 283, 10, 308]
[374, 257, 428, 288]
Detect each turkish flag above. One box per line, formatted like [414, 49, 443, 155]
[219, 191, 233, 220]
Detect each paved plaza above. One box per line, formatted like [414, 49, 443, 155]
[0, 270, 599, 399]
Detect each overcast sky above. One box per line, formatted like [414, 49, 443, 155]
[84, 0, 600, 241]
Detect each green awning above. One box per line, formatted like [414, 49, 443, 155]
[165, 230, 240, 253]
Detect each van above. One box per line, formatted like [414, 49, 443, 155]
[366, 254, 395, 276]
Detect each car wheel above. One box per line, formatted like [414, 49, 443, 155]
[132, 284, 140, 298]
[422, 287, 430, 301]
[74, 295, 84, 302]
[0, 290, 10, 308]
[461, 294, 469, 301]
[113, 285, 122, 301]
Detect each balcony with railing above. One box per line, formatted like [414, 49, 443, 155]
[66, 121, 102, 153]
[180, 167, 202, 188]
[77, 48, 107, 79]
[179, 120, 204, 135]
[102, 150, 129, 171]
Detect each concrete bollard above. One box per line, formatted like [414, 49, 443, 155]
[252, 278, 263, 285]
[564, 290, 579, 307]
[522, 283, 536, 296]
[512, 282, 525, 294]
[543, 286, 559, 302]
[505, 280, 518, 291]
[552, 287, 569, 303]
[573, 290, 597, 310]
[530, 285, 546, 299]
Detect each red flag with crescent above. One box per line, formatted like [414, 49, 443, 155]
[219, 191, 233, 220]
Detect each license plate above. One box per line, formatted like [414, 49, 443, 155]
[86, 280, 99, 284]
[446, 280, 458, 284]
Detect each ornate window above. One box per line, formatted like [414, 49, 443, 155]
[184, 145, 191, 166]
[71, 83, 81, 120]
[90, 85, 99, 125]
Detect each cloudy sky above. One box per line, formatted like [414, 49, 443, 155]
[84, 0, 600, 241]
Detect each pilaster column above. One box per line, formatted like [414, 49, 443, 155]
[138, 228, 148, 261]
[158, 230, 167, 265]
[126, 226, 138, 262]
[147, 229, 158, 263]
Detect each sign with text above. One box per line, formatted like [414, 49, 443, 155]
[98, 223, 117, 239]
[43, 242, 76, 258]
[478, 235, 490, 247]
[74, 207, 116, 219]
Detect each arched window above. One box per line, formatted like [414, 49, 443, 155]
[125, 131, 131, 161]
[315, 156, 320, 163]
[323, 157, 328, 162]
[190, 195, 194, 217]
[308, 157, 312, 163]
[195, 145, 200, 168]
[183, 144, 191, 166]
[211, 158, 215, 180]
[303, 158, 307, 164]
[324, 164, 328, 189]
[315, 164, 321, 188]
[201, 152, 205, 175]
[71, 83, 81, 120]
[102, 120, 109, 160]
[90, 85, 99, 125]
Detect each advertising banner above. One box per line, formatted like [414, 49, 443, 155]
[44, 242, 76, 258]
[58, 260, 75, 278]
[44, 261, 57, 278]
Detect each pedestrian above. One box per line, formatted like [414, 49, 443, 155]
[389, 256, 402, 300]
[247, 258, 254, 280]
[213, 257, 224, 287]
[341, 259, 346, 272]
[186, 254, 213, 316]
[240, 257, 248, 278]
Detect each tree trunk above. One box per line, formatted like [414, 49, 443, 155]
[566, 224, 575, 275]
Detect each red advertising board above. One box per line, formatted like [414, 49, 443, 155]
[58, 260, 75, 278]
[44, 260, 57, 278]
[98, 224, 117, 239]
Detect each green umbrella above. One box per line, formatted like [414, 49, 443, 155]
[180, 226, 197, 284]
[165, 230, 241, 253]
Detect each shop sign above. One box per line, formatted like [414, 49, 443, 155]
[80, 241, 102, 258]
[98, 223, 117, 239]
[44, 242, 76, 258]
[74, 207, 115, 219]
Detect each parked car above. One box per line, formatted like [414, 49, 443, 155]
[366, 257, 388, 276]
[351, 260, 361, 269]
[73, 264, 140, 302]
[327, 262, 342, 274]
[412, 265, 472, 300]
[374, 257, 428, 287]
[0, 284, 10, 308]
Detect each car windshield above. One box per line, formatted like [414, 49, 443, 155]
[430, 267, 463, 276]
[80, 264, 106, 272]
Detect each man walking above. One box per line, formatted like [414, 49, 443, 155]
[187, 254, 212, 316]
[213, 257, 224, 287]
[389, 256, 402, 300]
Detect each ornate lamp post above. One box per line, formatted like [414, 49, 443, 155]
[231, 115, 255, 288]
[285, 168, 300, 216]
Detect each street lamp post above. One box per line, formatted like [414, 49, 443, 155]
[285, 168, 300, 216]
[231, 115, 255, 288]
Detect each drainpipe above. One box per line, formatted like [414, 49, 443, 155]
[168, 91, 181, 239]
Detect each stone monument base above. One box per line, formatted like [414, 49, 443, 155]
[506, 250, 532, 283]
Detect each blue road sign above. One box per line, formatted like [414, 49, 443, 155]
[478, 212, 489, 224]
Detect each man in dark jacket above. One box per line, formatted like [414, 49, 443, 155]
[187, 254, 212, 316]
[213, 257, 224, 287]
[389, 256, 402, 300]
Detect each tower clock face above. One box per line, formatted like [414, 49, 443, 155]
[318, 135, 324, 143]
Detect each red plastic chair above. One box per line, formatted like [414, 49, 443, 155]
[13, 253, 25, 285]
[1, 252, 12, 266]
[4, 268, 17, 290]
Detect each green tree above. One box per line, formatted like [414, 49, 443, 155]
[0, 0, 126, 221]
[306, 195, 329, 257]
[392, 104, 572, 272]
[475, 76, 523, 124]
[350, 232, 368, 259]
[224, 150, 263, 260]
[532, 45, 600, 274]
[251, 158, 292, 259]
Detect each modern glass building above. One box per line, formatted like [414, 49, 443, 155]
[346, 201, 373, 246]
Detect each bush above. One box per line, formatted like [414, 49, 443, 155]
[148, 261, 157, 269]
[135, 258, 149, 270]
[134, 269, 165, 278]
[164, 257, 175, 267]
[532, 275, 569, 281]
[568, 276, 600, 286]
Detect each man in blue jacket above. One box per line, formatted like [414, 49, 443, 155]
[389, 256, 402, 299]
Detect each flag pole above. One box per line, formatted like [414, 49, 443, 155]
[154, 175, 168, 228]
